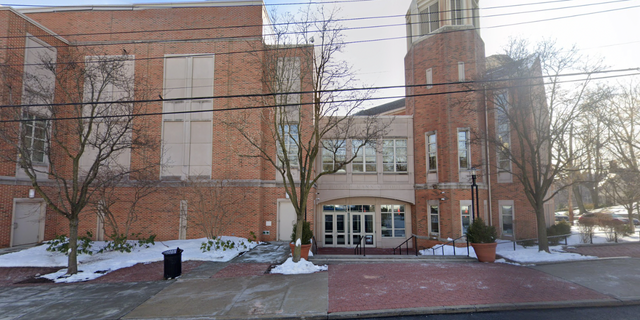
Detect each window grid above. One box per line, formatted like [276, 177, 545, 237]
[352, 140, 377, 173]
[495, 92, 511, 172]
[383, 139, 408, 173]
[450, 0, 464, 25]
[461, 204, 471, 234]
[381, 204, 406, 238]
[420, 2, 440, 35]
[502, 205, 513, 236]
[321, 139, 346, 172]
[279, 124, 299, 168]
[430, 204, 439, 234]
[22, 112, 47, 163]
[458, 62, 465, 81]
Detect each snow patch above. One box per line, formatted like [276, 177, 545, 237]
[270, 257, 327, 275]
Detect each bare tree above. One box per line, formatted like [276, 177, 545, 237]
[179, 177, 251, 240]
[0, 46, 154, 274]
[481, 39, 602, 252]
[602, 81, 640, 230]
[227, 6, 388, 262]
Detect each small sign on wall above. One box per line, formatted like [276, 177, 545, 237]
[365, 235, 373, 245]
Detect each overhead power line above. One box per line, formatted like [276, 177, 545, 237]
[2, 68, 638, 123]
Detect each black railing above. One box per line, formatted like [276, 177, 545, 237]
[354, 235, 366, 256]
[393, 235, 418, 256]
[311, 236, 318, 256]
[513, 233, 571, 250]
[430, 236, 469, 257]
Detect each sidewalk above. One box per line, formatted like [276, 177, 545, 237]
[2, 242, 640, 319]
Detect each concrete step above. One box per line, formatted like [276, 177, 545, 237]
[309, 254, 477, 263]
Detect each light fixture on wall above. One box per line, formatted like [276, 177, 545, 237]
[28, 189, 35, 198]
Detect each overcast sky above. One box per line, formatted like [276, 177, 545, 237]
[8, 0, 640, 108]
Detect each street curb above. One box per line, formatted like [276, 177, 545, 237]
[324, 299, 640, 319]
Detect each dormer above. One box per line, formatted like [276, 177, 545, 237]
[406, 0, 480, 50]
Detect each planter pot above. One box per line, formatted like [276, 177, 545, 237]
[289, 243, 312, 260]
[470, 242, 497, 263]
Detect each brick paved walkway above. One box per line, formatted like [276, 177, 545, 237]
[211, 263, 271, 278]
[328, 263, 613, 313]
[564, 242, 640, 258]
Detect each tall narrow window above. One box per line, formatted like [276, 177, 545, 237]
[322, 139, 346, 173]
[461, 203, 471, 234]
[179, 200, 188, 240]
[501, 203, 514, 236]
[429, 203, 440, 235]
[420, 2, 440, 35]
[161, 54, 214, 179]
[22, 112, 48, 164]
[457, 129, 470, 170]
[472, 0, 480, 29]
[427, 132, 437, 172]
[450, 0, 464, 25]
[381, 205, 405, 237]
[278, 124, 299, 168]
[458, 62, 465, 81]
[426, 68, 433, 89]
[352, 140, 377, 173]
[383, 139, 408, 173]
[406, 14, 413, 47]
[495, 91, 511, 172]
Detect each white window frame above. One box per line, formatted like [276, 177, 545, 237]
[383, 139, 408, 173]
[428, 200, 440, 235]
[381, 204, 406, 238]
[352, 139, 377, 173]
[460, 200, 472, 235]
[278, 123, 300, 169]
[450, 0, 464, 25]
[21, 112, 48, 164]
[426, 132, 437, 173]
[458, 62, 465, 81]
[426, 68, 433, 89]
[321, 139, 346, 173]
[420, 1, 440, 35]
[472, 0, 480, 29]
[499, 200, 514, 237]
[457, 128, 470, 170]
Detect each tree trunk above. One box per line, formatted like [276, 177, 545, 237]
[590, 185, 600, 209]
[67, 216, 79, 275]
[536, 204, 549, 253]
[567, 186, 574, 226]
[627, 207, 636, 233]
[572, 184, 586, 214]
[291, 216, 303, 262]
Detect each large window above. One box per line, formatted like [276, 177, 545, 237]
[278, 124, 299, 168]
[322, 139, 346, 172]
[427, 132, 437, 172]
[420, 2, 440, 35]
[383, 139, 408, 173]
[450, 0, 464, 25]
[457, 129, 470, 170]
[22, 112, 47, 163]
[352, 140, 376, 173]
[161, 54, 214, 179]
[429, 203, 440, 235]
[495, 92, 511, 172]
[381, 204, 405, 237]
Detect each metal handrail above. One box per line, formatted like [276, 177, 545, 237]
[430, 235, 469, 257]
[393, 235, 418, 256]
[354, 235, 366, 256]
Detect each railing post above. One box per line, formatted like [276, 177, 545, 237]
[414, 236, 418, 256]
[513, 240, 516, 251]
[466, 239, 469, 257]
[453, 240, 456, 256]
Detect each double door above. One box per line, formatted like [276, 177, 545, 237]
[324, 208, 375, 247]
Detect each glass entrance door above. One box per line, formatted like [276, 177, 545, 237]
[323, 204, 375, 247]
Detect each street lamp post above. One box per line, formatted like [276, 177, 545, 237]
[470, 168, 479, 220]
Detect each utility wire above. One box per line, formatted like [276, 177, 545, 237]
[3, 69, 638, 123]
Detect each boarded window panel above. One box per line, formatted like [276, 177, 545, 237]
[189, 121, 212, 177]
[162, 121, 186, 177]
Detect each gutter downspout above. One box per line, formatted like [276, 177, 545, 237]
[483, 85, 493, 227]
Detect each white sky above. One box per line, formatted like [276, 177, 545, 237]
[8, 0, 640, 108]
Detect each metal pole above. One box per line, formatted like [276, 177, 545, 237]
[471, 174, 476, 220]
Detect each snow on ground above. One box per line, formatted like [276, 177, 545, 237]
[270, 257, 327, 275]
[420, 222, 640, 264]
[0, 237, 257, 283]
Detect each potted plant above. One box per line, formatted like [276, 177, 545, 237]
[465, 218, 498, 263]
[290, 220, 313, 260]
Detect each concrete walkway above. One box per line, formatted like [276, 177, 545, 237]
[2, 242, 640, 319]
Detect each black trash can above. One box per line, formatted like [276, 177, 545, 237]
[162, 247, 183, 279]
